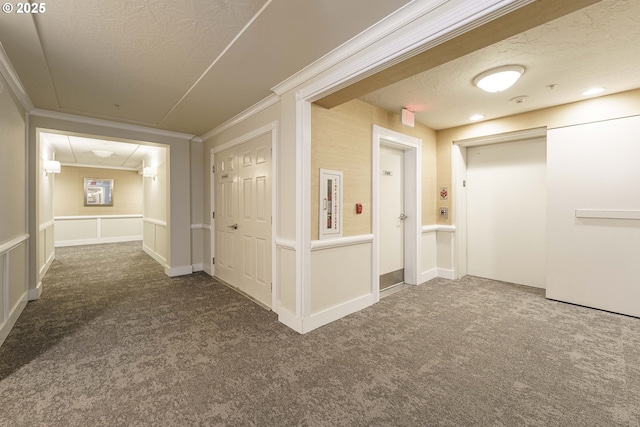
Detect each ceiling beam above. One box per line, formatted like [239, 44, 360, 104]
[315, 0, 602, 109]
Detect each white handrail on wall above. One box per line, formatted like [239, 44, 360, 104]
[575, 210, 640, 220]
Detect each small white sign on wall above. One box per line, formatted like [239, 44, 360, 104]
[319, 168, 343, 239]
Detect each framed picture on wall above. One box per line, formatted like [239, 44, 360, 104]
[84, 178, 114, 206]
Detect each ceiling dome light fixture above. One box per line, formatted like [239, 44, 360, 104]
[92, 149, 113, 158]
[473, 65, 525, 93]
[582, 87, 605, 96]
[469, 114, 485, 121]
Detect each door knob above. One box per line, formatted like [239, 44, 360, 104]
[399, 213, 408, 221]
[228, 224, 238, 230]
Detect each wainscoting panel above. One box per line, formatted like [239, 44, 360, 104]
[421, 227, 438, 283]
[55, 215, 143, 247]
[309, 236, 373, 325]
[0, 236, 29, 347]
[143, 218, 167, 267]
[436, 226, 456, 279]
[276, 242, 296, 316]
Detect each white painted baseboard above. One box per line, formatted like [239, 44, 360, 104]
[39, 250, 55, 277]
[277, 307, 303, 334]
[302, 294, 375, 334]
[55, 235, 142, 248]
[0, 296, 27, 347]
[29, 281, 43, 301]
[192, 263, 204, 272]
[165, 265, 193, 277]
[420, 268, 438, 284]
[142, 244, 167, 267]
[437, 268, 456, 280]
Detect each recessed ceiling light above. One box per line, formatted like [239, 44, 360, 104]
[469, 114, 485, 121]
[582, 87, 605, 96]
[92, 150, 113, 158]
[473, 65, 525, 93]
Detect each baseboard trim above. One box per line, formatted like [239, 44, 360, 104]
[192, 263, 204, 272]
[39, 251, 55, 277]
[420, 268, 438, 284]
[277, 307, 303, 333]
[302, 294, 375, 334]
[165, 265, 193, 277]
[437, 268, 456, 280]
[29, 281, 43, 301]
[0, 297, 27, 348]
[55, 236, 142, 248]
[142, 244, 167, 267]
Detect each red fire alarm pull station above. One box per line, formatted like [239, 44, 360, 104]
[356, 203, 363, 214]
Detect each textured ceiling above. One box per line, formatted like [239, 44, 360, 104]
[359, 0, 640, 130]
[35, 0, 267, 125]
[0, 0, 411, 135]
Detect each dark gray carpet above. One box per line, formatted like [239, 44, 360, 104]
[1, 242, 639, 426]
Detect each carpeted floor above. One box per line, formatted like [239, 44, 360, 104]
[1, 242, 639, 426]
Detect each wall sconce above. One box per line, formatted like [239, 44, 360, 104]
[44, 160, 61, 176]
[143, 166, 157, 180]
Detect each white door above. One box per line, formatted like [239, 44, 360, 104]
[466, 138, 546, 288]
[215, 133, 272, 307]
[379, 145, 405, 289]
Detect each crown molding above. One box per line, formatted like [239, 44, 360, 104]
[271, 0, 446, 96]
[199, 93, 279, 142]
[0, 42, 35, 111]
[293, 0, 533, 102]
[30, 109, 196, 141]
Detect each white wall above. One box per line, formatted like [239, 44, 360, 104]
[0, 70, 29, 346]
[546, 115, 640, 317]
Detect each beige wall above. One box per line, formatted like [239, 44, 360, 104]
[0, 70, 29, 345]
[54, 166, 142, 216]
[0, 77, 27, 243]
[311, 99, 437, 240]
[436, 88, 640, 224]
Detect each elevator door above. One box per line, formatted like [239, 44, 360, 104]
[466, 138, 546, 288]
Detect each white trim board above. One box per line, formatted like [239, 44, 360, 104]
[575, 210, 640, 220]
[276, 0, 533, 99]
[0, 234, 29, 256]
[55, 236, 143, 248]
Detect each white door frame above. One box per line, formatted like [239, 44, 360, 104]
[372, 125, 422, 302]
[210, 121, 278, 312]
[452, 127, 547, 279]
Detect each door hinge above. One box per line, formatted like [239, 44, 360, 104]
[463, 180, 466, 187]
[212, 211, 215, 219]
[212, 257, 215, 265]
[212, 165, 215, 173]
